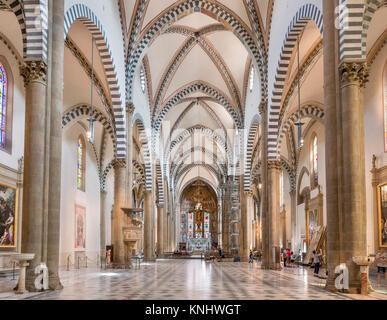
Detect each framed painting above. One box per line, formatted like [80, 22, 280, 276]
[75, 204, 86, 250]
[377, 183, 387, 247]
[0, 183, 17, 248]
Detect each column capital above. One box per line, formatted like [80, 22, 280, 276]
[20, 60, 48, 87]
[339, 60, 369, 88]
[112, 158, 126, 169]
[267, 160, 282, 171]
[126, 102, 135, 115]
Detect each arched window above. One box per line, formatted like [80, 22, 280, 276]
[0, 61, 8, 149]
[140, 67, 146, 93]
[249, 66, 254, 92]
[310, 134, 318, 188]
[77, 136, 86, 191]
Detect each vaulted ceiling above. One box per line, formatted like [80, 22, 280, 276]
[121, 0, 272, 190]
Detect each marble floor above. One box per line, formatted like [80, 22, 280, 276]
[0, 259, 386, 300]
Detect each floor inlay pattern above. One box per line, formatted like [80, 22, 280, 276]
[0, 259, 386, 300]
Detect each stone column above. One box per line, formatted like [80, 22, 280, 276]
[323, 0, 342, 291]
[259, 102, 270, 269]
[221, 182, 230, 253]
[46, 0, 64, 290]
[100, 190, 107, 264]
[289, 190, 297, 251]
[144, 190, 155, 261]
[157, 204, 164, 255]
[20, 60, 48, 291]
[126, 103, 135, 208]
[239, 176, 248, 261]
[339, 61, 368, 293]
[267, 160, 281, 270]
[112, 161, 126, 267]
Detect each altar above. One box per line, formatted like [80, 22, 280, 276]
[187, 237, 211, 253]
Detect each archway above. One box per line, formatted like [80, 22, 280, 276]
[179, 180, 218, 254]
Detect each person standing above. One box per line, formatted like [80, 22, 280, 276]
[286, 249, 291, 267]
[313, 249, 322, 276]
[249, 250, 254, 264]
[282, 249, 287, 267]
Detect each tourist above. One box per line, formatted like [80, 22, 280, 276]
[249, 250, 254, 263]
[282, 249, 287, 267]
[313, 249, 322, 276]
[286, 249, 291, 267]
[376, 248, 387, 282]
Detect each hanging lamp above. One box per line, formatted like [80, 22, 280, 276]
[87, 36, 96, 144]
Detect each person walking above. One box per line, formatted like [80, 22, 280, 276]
[286, 249, 291, 267]
[249, 250, 254, 264]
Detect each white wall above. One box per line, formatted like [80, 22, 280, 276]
[364, 45, 387, 254]
[60, 124, 102, 266]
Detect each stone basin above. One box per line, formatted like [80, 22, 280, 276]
[352, 256, 375, 266]
[13, 253, 35, 262]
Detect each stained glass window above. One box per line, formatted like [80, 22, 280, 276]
[0, 62, 7, 148]
[188, 212, 194, 238]
[77, 136, 85, 191]
[249, 66, 254, 92]
[204, 213, 210, 239]
[310, 135, 318, 188]
[140, 67, 146, 93]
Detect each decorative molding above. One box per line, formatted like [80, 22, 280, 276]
[19, 60, 47, 86]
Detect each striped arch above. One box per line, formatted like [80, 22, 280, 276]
[64, 4, 126, 158]
[244, 117, 260, 192]
[339, 0, 385, 61]
[62, 104, 117, 157]
[155, 160, 164, 205]
[174, 162, 221, 187]
[1, 0, 27, 57]
[171, 149, 227, 181]
[164, 126, 232, 175]
[100, 160, 114, 191]
[268, 3, 323, 160]
[154, 82, 241, 132]
[281, 157, 296, 193]
[171, 146, 227, 171]
[134, 119, 152, 190]
[177, 177, 219, 201]
[132, 159, 145, 188]
[277, 104, 325, 157]
[126, 0, 266, 104]
[23, 0, 48, 62]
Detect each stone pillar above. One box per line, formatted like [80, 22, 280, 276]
[323, 0, 342, 291]
[290, 190, 297, 251]
[100, 190, 107, 264]
[144, 190, 155, 261]
[126, 103, 135, 208]
[112, 161, 126, 267]
[20, 60, 48, 291]
[239, 176, 248, 261]
[163, 203, 168, 252]
[46, 0, 64, 290]
[157, 204, 164, 255]
[268, 160, 281, 270]
[281, 205, 286, 249]
[259, 102, 270, 269]
[221, 182, 230, 253]
[339, 61, 368, 293]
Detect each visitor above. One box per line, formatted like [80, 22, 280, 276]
[376, 248, 387, 282]
[286, 249, 291, 267]
[298, 249, 302, 262]
[249, 250, 254, 264]
[282, 249, 287, 267]
[290, 251, 295, 265]
[313, 249, 322, 276]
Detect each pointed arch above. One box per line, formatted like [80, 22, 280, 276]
[64, 4, 126, 158]
[244, 116, 260, 192]
[268, 3, 323, 160]
[134, 119, 152, 190]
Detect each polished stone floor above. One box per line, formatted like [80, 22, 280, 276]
[0, 259, 386, 300]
